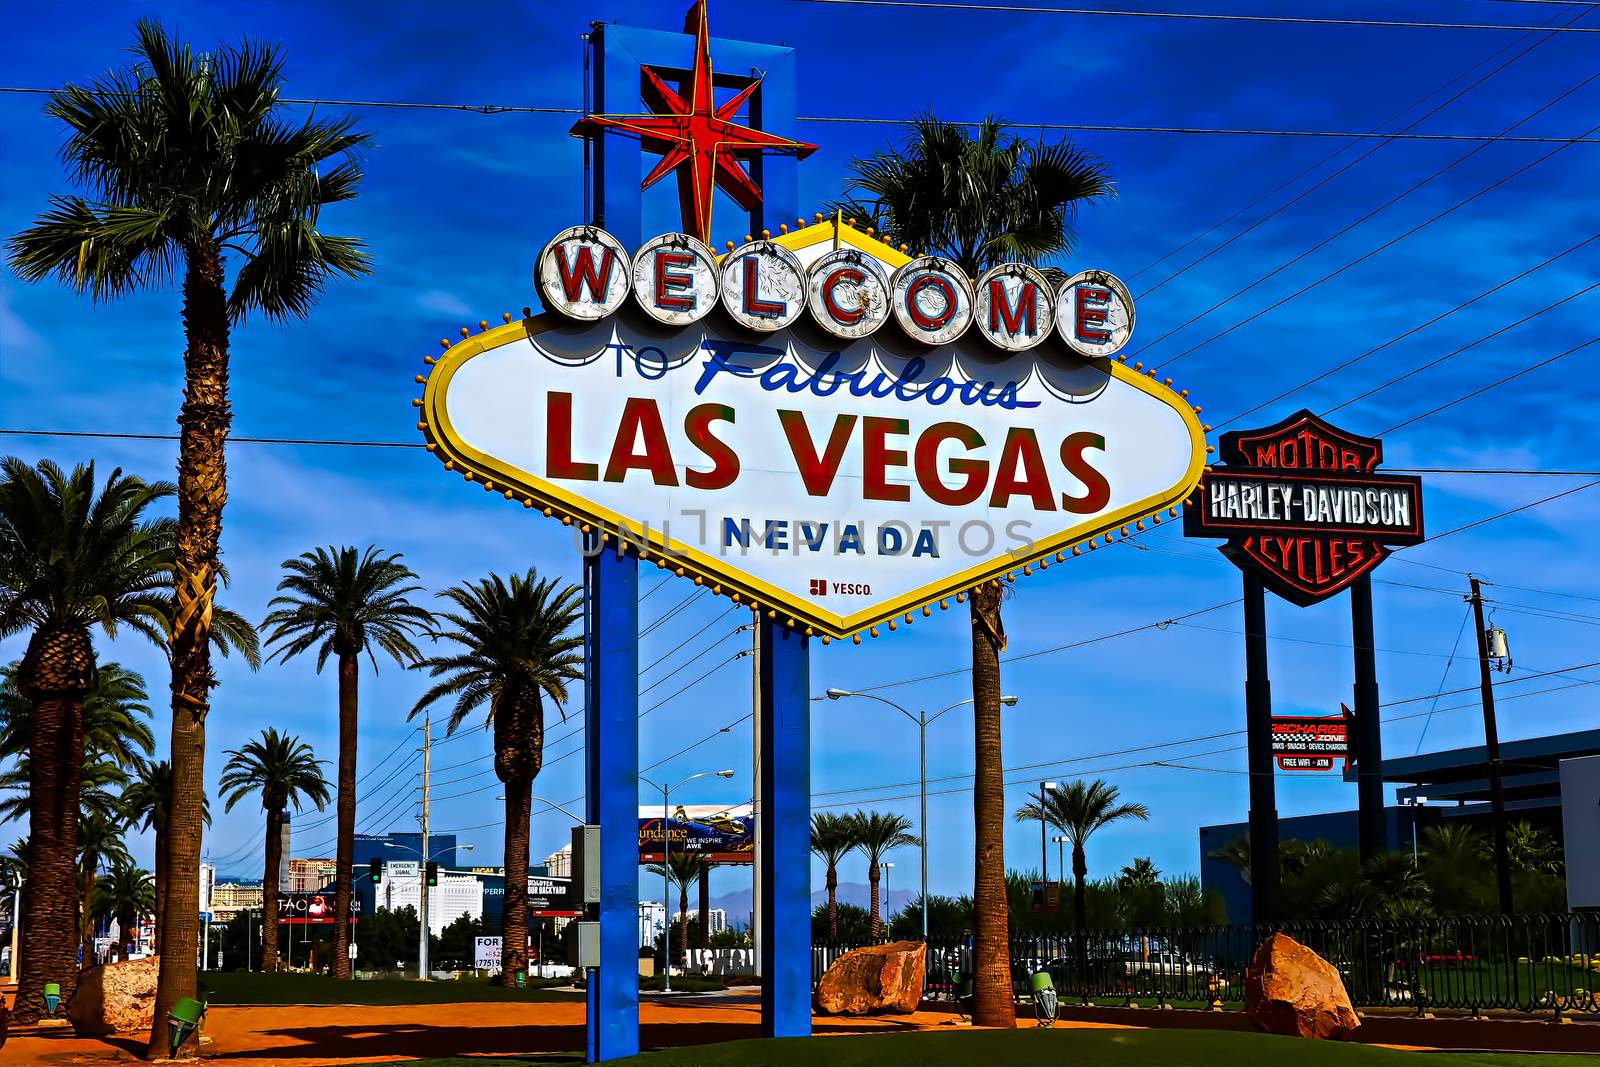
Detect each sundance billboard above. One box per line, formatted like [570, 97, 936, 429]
[417, 219, 1207, 639]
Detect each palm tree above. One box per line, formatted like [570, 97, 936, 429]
[850, 811, 919, 941]
[647, 851, 708, 968]
[0, 458, 172, 1022]
[832, 115, 1112, 1027]
[7, 21, 371, 1048]
[93, 861, 155, 961]
[410, 571, 582, 985]
[1015, 779, 1149, 934]
[78, 810, 131, 967]
[262, 546, 429, 979]
[218, 728, 331, 973]
[810, 813, 861, 943]
[121, 759, 211, 945]
[0, 661, 154, 773]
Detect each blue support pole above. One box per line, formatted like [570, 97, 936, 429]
[759, 619, 811, 1038]
[585, 543, 639, 1062]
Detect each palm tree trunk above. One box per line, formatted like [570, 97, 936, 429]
[678, 884, 689, 967]
[262, 806, 284, 972]
[152, 827, 166, 949]
[1072, 844, 1088, 933]
[969, 584, 1015, 1027]
[331, 650, 358, 980]
[827, 864, 839, 942]
[152, 239, 231, 1061]
[81, 853, 98, 969]
[500, 777, 532, 984]
[869, 861, 882, 941]
[13, 626, 91, 1023]
[697, 866, 710, 953]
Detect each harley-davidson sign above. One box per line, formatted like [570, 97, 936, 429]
[1183, 410, 1423, 605]
[419, 218, 1207, 640]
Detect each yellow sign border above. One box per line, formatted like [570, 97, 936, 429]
[417, 223, 1210, 642]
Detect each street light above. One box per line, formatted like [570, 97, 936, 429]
[384, 841, 474, 978]
[640, 769, 734, 992]
[1052, 835, 1069, 882]
[825, 690, 1019, 940]
[883, 862, 895, 932]
[1038, 782, 1059, 882]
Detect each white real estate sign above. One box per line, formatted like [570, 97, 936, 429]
[474, 936, 502, 970]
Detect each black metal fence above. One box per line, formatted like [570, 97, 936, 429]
[814, 913, 1600, 1016]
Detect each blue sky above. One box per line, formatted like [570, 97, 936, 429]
[2, 1, 1597, 913]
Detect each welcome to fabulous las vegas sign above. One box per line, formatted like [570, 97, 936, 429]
[413, 215, 1208, 642]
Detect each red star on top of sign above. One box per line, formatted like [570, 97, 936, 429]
[570, 1, 817, 244]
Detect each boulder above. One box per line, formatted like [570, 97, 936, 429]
[814, 941, 925, 1015]
[1244, 933, 1360, 1040]
[67, 955, 161, 1036]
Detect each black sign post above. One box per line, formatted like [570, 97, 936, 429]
[1186, 410, 1424, 910]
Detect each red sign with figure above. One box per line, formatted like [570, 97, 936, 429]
[1183, 410, 1424, 605]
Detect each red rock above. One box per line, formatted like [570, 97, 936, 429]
[1244, 932, 1361, 1040]
[814, 941, 926, 1015]
[67, 955, 161, 1036]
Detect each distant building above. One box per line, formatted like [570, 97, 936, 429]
[638, 900, 665, 948]
[211, 882, 263, 922]
[706, 908, 727, 935]
[286, 858, 338, 892]
[543, 843, 571, 878]
[374, 866, 484, 936]
[353, 832, 457, 871]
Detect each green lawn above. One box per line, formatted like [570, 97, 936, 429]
[360, 1031, 1585, 1067]
[201, 970, 583, 1005]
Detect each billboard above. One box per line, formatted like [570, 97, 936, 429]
[280, 885, 361, 925]
[417, 221, 1206, 640]
[639, 804, 754, 863]
[1270, 708, 1353, 772]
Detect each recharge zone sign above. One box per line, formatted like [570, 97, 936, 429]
[417, 219, 1207, 639]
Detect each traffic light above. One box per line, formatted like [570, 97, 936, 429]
[369, 858, 383, 883]
[425, 861, 439, 887]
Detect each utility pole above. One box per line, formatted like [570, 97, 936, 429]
[1468, 576, 1514, 915]
[419, 713, 432, 978]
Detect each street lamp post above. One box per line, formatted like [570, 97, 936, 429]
[384, 840, 474, 979]
[825, 690, 1018, 941]
[640, 769, 734, 992]
[1052, 835, 1068, 884]
[1039, 782, 1059, 883]
[883, 862, 895, 933]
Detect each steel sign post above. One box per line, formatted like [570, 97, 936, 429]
[759, 618, 810, 1038]
[1185, 409, 1424, 911]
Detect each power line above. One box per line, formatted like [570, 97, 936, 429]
[3, 84, 1597, 143]
[1123, 5, 1576, 282]
[1141, 69, 1600, 360]
[1217, 232, 1600, 429]
[1378, 336, 1600, 434]
[5, 426, 1593, 478]
[1133, 3, 1588, 300]
[791, 0, 1600, 33]
[1410, 478, 1600, 543]
[1150, 112, 1600, 368]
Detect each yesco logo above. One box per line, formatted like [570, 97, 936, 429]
[808, 578, 871, 596]
[535, 226, 1136, 358]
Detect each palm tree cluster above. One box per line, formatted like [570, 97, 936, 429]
[1212, 822, 1568, 921]
[810, 810, 920, 942]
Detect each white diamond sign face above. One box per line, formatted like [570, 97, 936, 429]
[421, 223, 1206, 640]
